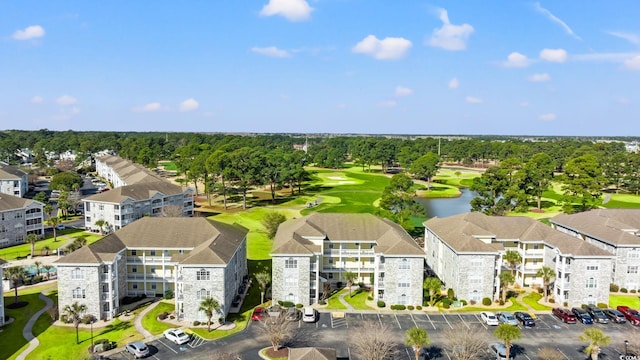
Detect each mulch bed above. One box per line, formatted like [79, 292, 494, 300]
[6, 301, 29, 309]
[265, 347, 289, 358]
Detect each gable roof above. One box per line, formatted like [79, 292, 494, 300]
[288, 347, 337, 360]
[0, 164, 26, 179]
[97, 155, 165, 185]
[55, 217, 248, 265]
[0, 193, 43, 211]
[551, 209, 640, 246]
[83, 181, 185, 203]
[272, 213, 424, 256]
[424, 212, 612, 257]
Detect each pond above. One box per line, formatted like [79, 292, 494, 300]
[415, 188, 476, 218]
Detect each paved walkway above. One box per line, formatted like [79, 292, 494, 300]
[337, 287, 355, 311]
[134, 301, 157, 339]
[16, 292, 54, 360]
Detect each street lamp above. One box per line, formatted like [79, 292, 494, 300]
[90, 315, 96, 353]
[625, 340, 629, 356]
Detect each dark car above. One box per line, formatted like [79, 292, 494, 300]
[585, 306, 609, 324]
[514, 311, 535, 327]
[617, 306, 640, 326]
[571, 307, 594, 324]
[603, 308, 626, 323]
[552, 307, 577, 324]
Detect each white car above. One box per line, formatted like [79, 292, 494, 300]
[302, 306, 317, 323]
[480, 311, 500, 326]
[163, 328, 190, 345]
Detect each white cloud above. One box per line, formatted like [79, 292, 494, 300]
[606, 31, 640, 46]
[448, 77, 459, 89]
[617, 98, 631, 105]
[352, 35, 412, 60]
[624, 55, 640, 70]
[528, 73, 551, 82]
[540, 48, 568, 63]
[539, 113, 557, 121]
[503, 52, 530, 67]
[465, 96, 483, 104]
[533, 3, 581, 40]
[427, 8, 474, 51]
[251, 46, 291, 58]
[395, 86, 413, 97]
[56, 95, 77, 105]
[179, 98, 199, 112]
[133, 102, 162, 112]
[571, 52, 639, 62]
[12, 25, 45, 40]
[260, 0, 313, 22]
[377, 100, 397, 108]
[30, 96, 44, 104]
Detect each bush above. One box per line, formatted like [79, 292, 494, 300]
[163, 290, 174, 300]
[358, 282, 365, 288]
[469, 300, 476, 306]
[482, 298, 492, 306]
[548, 298, 555, 303]
[416, 305, 422, 310]
[336, 282, 343, 288]
[460, 299, 468, 306]
[499, 300, 505, 306]
[280, 301, 294, 308]
[32, 275, 43, 284]
[442, 302, 450, 309]
[621, 288, 628, 293]
[610, 283, 620, 292]
[367, 295, 373, 300]
[442, 298, 451, 306]
[563, 301, 568, 307]
[377, 301, 386, 308]
[447, 288, 455, 300]
[157, 312, 168, 320]
[597, 303, 607, 308]
[193, 321, 201, 326]
[631, 289, 637, 294]
[93, 339, 116, 352]
[296, 303, 303, 308]
[392, 305, 406, 310]
[318, 300, 327, 305]
[537, 287, 544, 294]
[81, 314, 95, 324]
[60, 314, 70, 323]
[581, 304, 587, 309]
[407, 305, 415, 311]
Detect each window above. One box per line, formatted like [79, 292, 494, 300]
[72, 287, 86, 299]
[397, 294, 408, 305]
[586, 278, 597, 288]
[628, 266, 639, 274]
[285, 258, 298, 269]
[114, 205, 119, 210]
[85, 203, 90, 211]
[132, 267, 137, 273]
[99, 205, 104, 211]
[398, 258, 410, 270]
[150, 250, 156, 256]
[71, 268, 84, 280]
[151, 284, 157, 290]
[15, 212, 23, 219]
[197, 288, 210, 299]
[628, 250, 639, 259]
[586, 265, 599, 271]
[132, 283, 138, 289]
[131, 250, 137, 256]
[468, 276, 482, 285]
[397, 280, 410, 288]
[197, 269, 210, 281]
[285, 278, 298, 289]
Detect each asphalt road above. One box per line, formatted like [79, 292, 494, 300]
[102, 311, 640, 360]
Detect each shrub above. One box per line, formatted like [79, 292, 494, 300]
[60, 314, 70, 323]
[499, 300, 505, 306]
[610, 283, 620, 292]
[281, 301, 294, 308]
[621, 288, 628, 293]
[193, 321, 201, 326]
[163, 290, 174, 300]
[442, 302, 450, 309]
[377, 301, 386, 308]
[358, 282, 365, 288]
[390, 304, 406, 310]
[469, 300, 476, 306]
[460, 299, 468, 306]
[563, 301, 568, 307]
[631, 289, 637, 294]
[32, 275, 43, 284]
[93, 339, 115, 352]
[581, 304, 587, 309]
[416, 305, 422, 310]
[482, 297, 492, 306]
[81, 314, 95, 324]
[336, 282, 343, 288]
[597, 303, 607, 308]
[367, 295, 373, 300]
[447, 288, 455, 300]
[296, 303, 303, 308]
[548, 298, 555, 303]
[537, 287, 544, 294]
[407, 305, 415, 311]
[442, 298, 451, 306]
[157, 312, 168, 320]
[318, 300, 327, 305]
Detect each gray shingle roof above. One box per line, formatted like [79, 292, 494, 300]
[0, 193, 42, 211]
[83, 181, 185, 203]
[551, 209, 640, 246]
[288, 347, 337, 360]
[97, 155, 165, 185]
[424, 212, 613, 257]
[54, 217, 248, 265]
[272, 213, 424, 256]
[0, 164, 26, 179]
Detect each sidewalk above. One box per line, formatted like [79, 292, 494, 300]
[15, 292, 54, 360]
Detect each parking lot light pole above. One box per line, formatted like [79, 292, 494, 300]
[625, 340, 629, 355]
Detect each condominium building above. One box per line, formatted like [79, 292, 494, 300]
[551, 209, 640, 291]
[424, 212, 613, 307]
[95, 155, 164, 188]
[271, 213, 425, 306]
[0, 193, 44, 248]
[55, 217, 248, 322]
[0, 163, 28, 198]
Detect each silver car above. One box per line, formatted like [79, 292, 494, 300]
[126, 341, 150, 358]
[497, 312, 518, 326]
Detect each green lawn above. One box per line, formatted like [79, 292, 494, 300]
[324, 289, 348, 310]
[451, 299, 528, 313]
[609, 294, 640, 308]
[141, 301, 175, 335]
[159, 161, 178, 171]
[521, 292, 553, 311]
[189, 308, 251, 340]
[0, 229, 102, 260]
[343, 288, 375, 310]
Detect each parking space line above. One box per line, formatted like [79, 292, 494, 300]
[424, 313, 436, 330]
[409, 313, 418, 328]
[377, 312, 383, 327]
[475, 314, 487, 329]
[556, 348, 570, 360]
[394, 313, 402, 329]
[458, 314, 470, 329]
[522, 353, 532, 360]
[441, 314, 453, 329]
[157, 339, 178, 354]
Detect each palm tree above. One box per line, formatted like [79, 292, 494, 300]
[423, 277, 442, 307]
[199, 296, 221, 332]
[579, 328, 610, 360]
[43, 203, 53, 219]
[498, 271, 515, 302]
[503, 250, 522, 277]
[47, 216, 61, 242]
[62, 301, 88, 344]
[43, 264, 55, 279]
[33, 260, 42, 276]
[43, 245, 51, 256]
[25, 233, 39, 258]
[94, 219, 105, 235]
[494, 324, 521, 360]
[343, 271, 357, 297]
[405, 327, 430, 360]
[254, 271, 271, 304]
[536, 266, 556, 303]
[5, 266, 27, 304]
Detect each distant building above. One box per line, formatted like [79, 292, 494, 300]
[15, 149, 33, 164]
[272, 213, 425, 306]
[0, 193, 44, 248]
[55, 217, 248, 322]
[95, 155, 165, 189]
[0, 163, 28, 198]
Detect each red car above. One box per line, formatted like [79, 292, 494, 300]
[617, 306, 640, 326]
[251, 307, 265, 321]
[552, 307, 577, 324]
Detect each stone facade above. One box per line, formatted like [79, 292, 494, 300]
[0, 197, 44, 249]
[381, 256, 424, 306]
[57, 265, 102, 321]
[272, 255, 312, 306]
[555, 257, 612, 307]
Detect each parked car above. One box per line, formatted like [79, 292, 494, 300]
[514, 312, 535, 327]
[251, 307, 265, 321]
[497, 312, 518, 326]
[571, 308, 594, 324]
[603, 308, 626, 323]
[489, 343, 515, 359]
[617, 306, 640, 326]
[552, 308, 577, 324]
[480, 311, 500, 326]
[56, 224, 65, 230]
[302, 306, 317, 323]
[285, 307, 301, 321]
[125, 341, 150, 358]
[585, 306, 609, 324]
[163, 328, 190, 345]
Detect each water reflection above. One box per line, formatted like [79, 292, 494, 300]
[415, 188, 476, 218]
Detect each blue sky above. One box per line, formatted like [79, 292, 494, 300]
[1, 0, 639, 136]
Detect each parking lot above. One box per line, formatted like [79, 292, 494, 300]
[107, 332, 207, 359]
